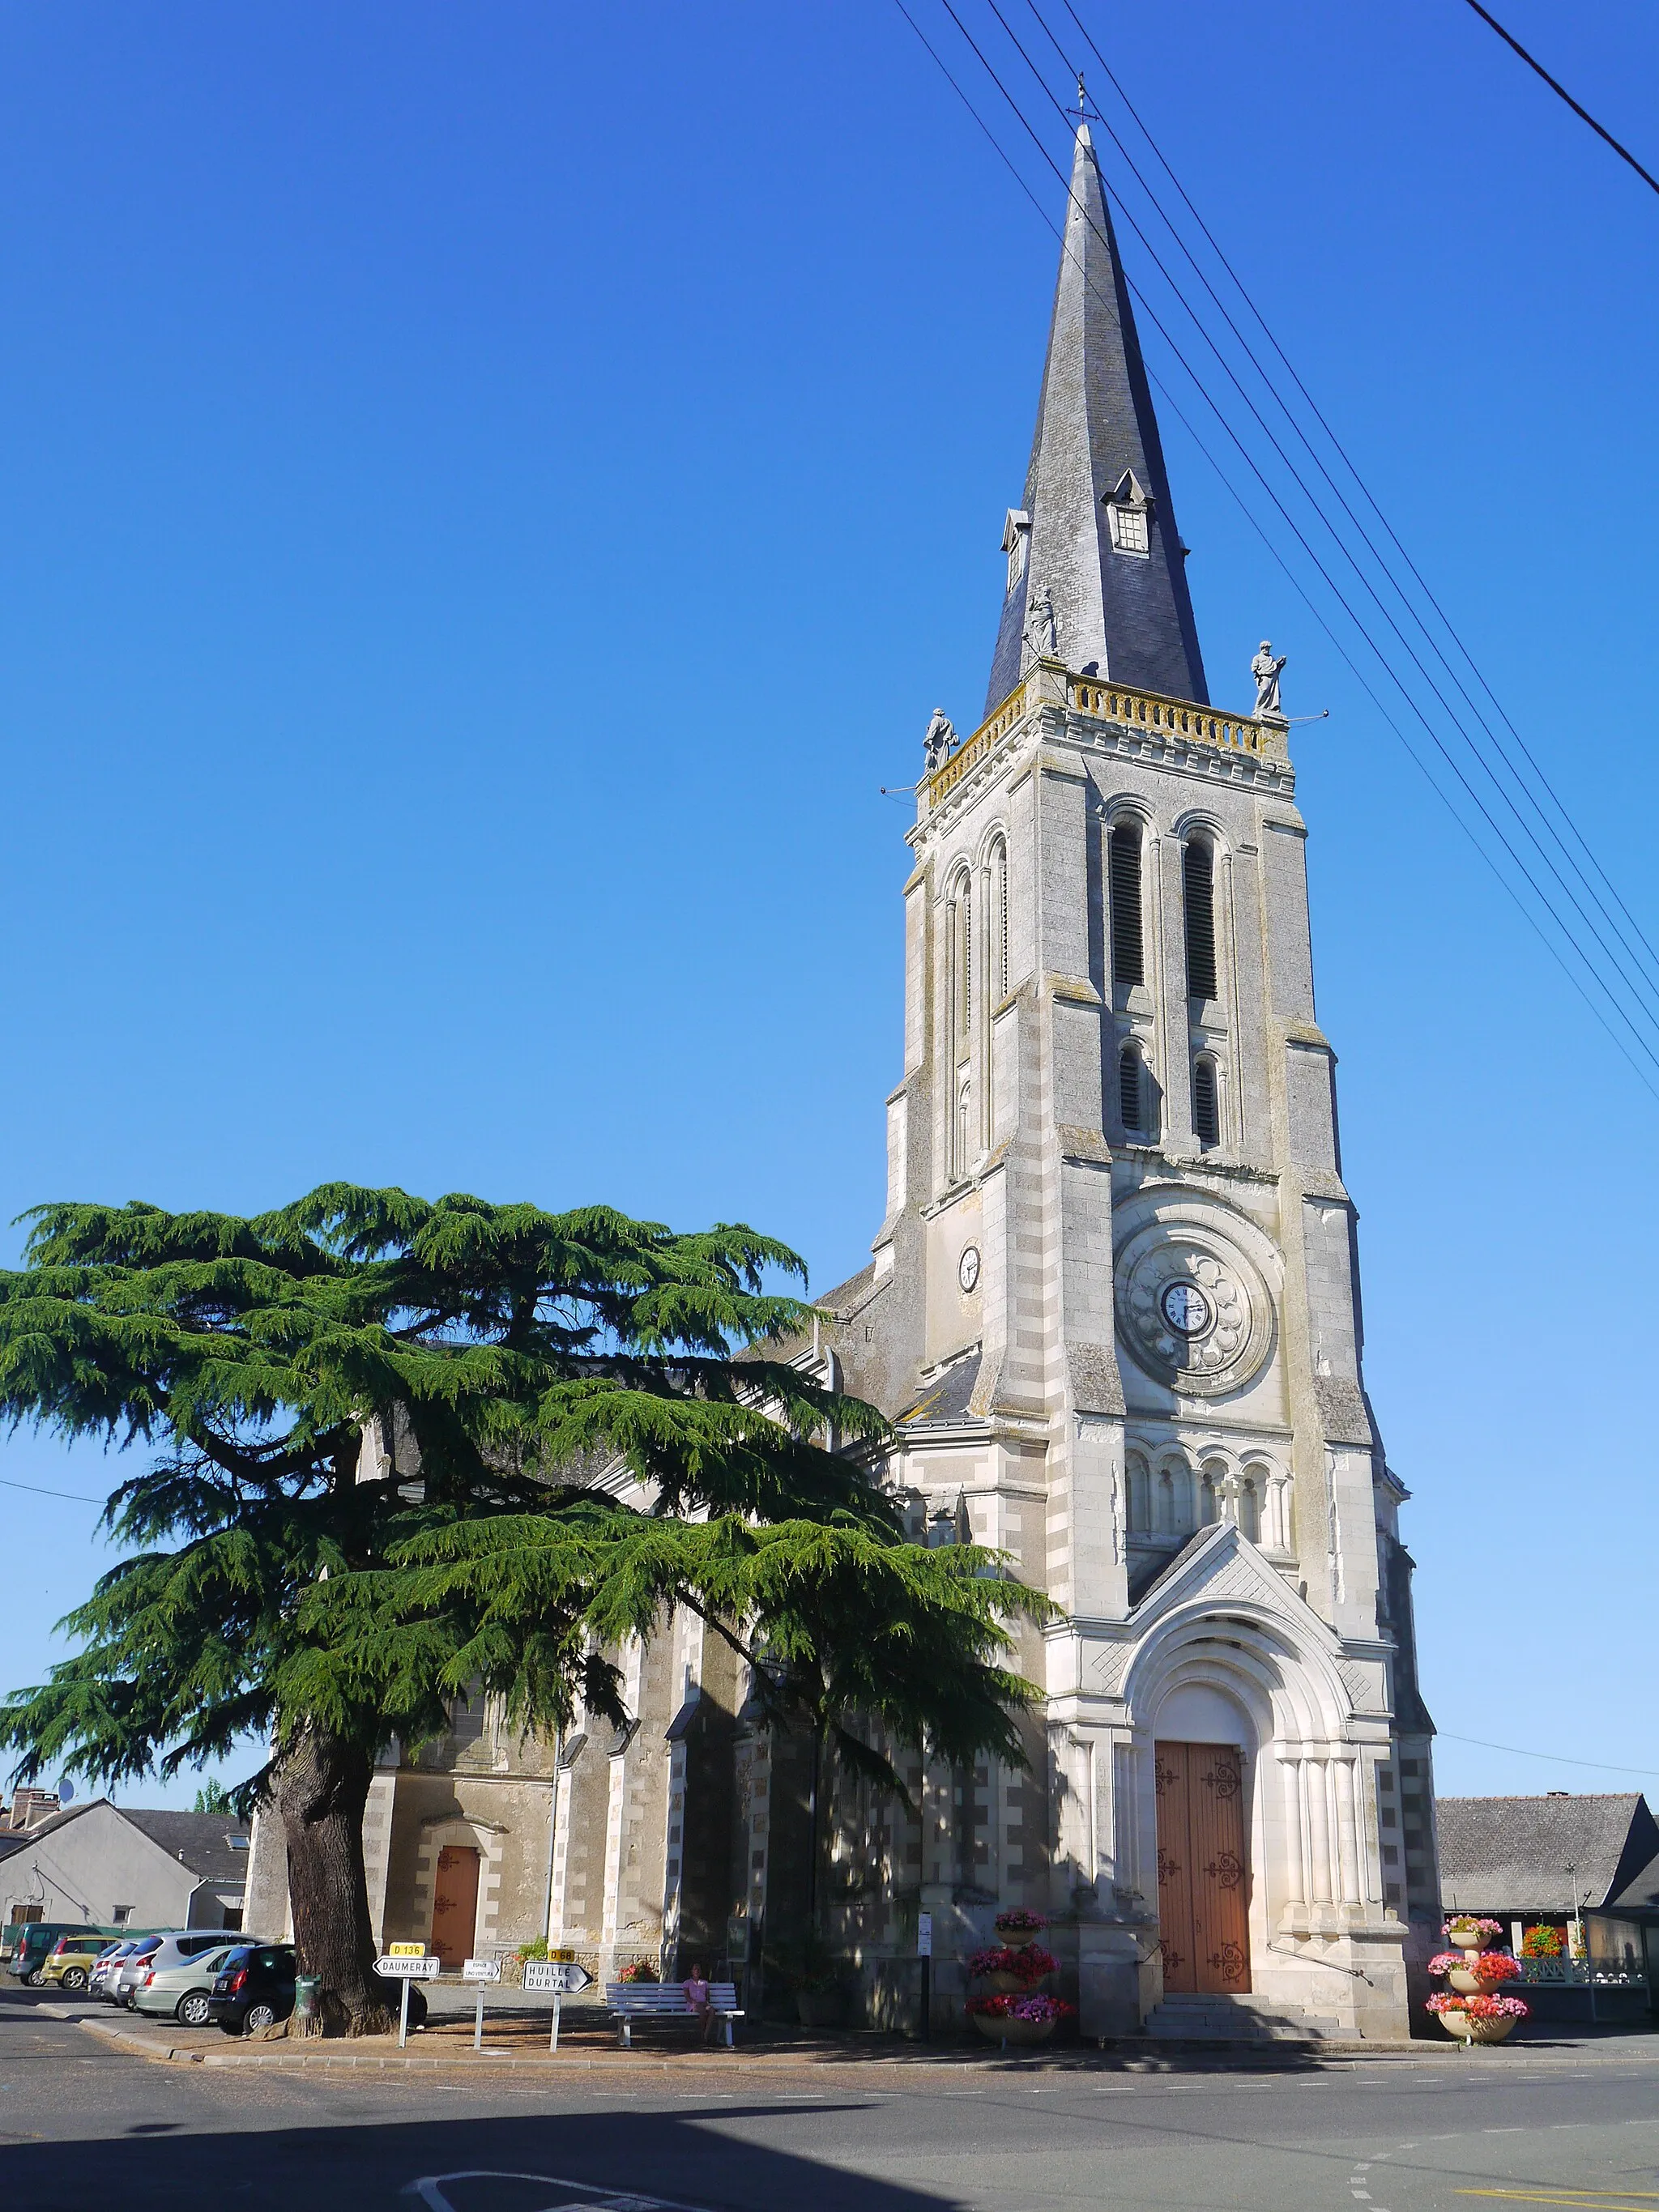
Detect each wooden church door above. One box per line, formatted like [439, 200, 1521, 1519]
[429, 1844, 481, 1969]
[1154, 1741, 1250, 1994]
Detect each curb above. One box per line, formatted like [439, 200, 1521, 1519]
[75, 2015, 1529, 2077]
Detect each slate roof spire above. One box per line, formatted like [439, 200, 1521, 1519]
[986, 124, 1209, 713]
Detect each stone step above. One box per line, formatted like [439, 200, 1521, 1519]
[1141, 1993, 1342, 2042]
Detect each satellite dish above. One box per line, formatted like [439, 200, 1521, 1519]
[56, 1777, 75, 1805]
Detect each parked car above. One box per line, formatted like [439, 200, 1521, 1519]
[89, 1940, 145, 2001]
[40, 1936, 126, 1994]
[130, 1942, 247, 2028]
[112, 1936, 168, 2008]
[207, 1944, 297, 2035]
[4, 1923, 125, 1986]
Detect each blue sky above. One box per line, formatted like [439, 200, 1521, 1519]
[1, 0, 1655, 1813]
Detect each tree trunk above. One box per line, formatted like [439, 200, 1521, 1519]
[271, 1725, 394, 2037]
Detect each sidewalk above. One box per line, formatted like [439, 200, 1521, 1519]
[75, 2004, 1658, 2078]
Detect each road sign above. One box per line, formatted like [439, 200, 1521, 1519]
[461, 1958, 501, 1983]
[549, 1947, 576, 1963]
[522, 1958, 592, 1994]
[388, 1942, 426, 1958]
[916, 1912, 933, 1958]
[375, 1954, 441, 1979]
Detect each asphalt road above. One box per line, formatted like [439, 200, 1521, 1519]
[2, 1985, 1657, 2212]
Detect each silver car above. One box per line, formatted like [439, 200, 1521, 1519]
[130, 1942, 246, 2028]
[114, 1932, 240, 2008]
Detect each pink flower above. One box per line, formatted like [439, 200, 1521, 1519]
[966, 1992, 1076, 2022]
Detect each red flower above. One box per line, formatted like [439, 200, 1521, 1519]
[966, 1945, 1058, 1984]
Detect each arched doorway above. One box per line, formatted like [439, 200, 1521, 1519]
[1153, 1685, 1252, 1996]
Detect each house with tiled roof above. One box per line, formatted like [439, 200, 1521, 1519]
[0, 1799, 250, 1935]
[1435, 1793, 1658, 2022]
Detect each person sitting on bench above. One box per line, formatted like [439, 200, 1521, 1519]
[681, 1963, 717, 2046]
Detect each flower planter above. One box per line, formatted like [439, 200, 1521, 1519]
[1434, 2006, 1517, 2046]
[1444, 1923, 1495, 1951]
[971, 2012, 1056, 2046]
[1446, 1966, 1486, 1997]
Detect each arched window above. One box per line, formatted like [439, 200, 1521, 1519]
[1126, 1455, 1150, 1533]
[956, 1077, 972, 1171]
[947, 870, 973, 1177]
[1109, 823, 1144, 987]
[1198, 1467, 1218, 1527]
[1238, 1477, 1260, 1543]
[1156, 1468, 1175, 1534]
[987, 837, 1009, 1006]
[1118, 1045, 1141, 1132]
[1183, 836, 1218, 1002]
[1193, 1055, 1220, 1149]
[952, 877, 972, 1046]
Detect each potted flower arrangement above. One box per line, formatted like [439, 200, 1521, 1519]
[966, 1992, 1077, 2047]
[1443, 1915, 1504, 1952]
[1427, 1948, 1522, 2000]
[966, 1941, 1059, 1996]
[1520, 1925, 1563, 1959]
[616, 1958, 659, 1984]
[1425, 1989, 1529, 2046]
[1428, 1921, 1528, 2044]
[992, 1908, 1049, 1950]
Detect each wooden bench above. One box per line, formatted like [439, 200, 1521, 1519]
[606, 1980, 741, 2048]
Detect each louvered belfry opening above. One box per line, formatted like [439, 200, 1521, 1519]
[1118, 1044, 1141, 1131]
[1110, 823, 1145, 987]
[1183, 837, 1218, 1002]
[1193, 1055, 1220, 1149]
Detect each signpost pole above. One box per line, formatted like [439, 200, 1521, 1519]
[917, 1912, 933, 2044]
[550, 1991, 561, 2053]
[474, 1981, 485, 2052]
[399, 1975, 411, 2051]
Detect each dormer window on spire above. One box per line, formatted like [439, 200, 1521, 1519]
[1002, 509, 1030, 595]
[1107, 470, 1153, 560]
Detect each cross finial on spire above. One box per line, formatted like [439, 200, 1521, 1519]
[1068, 70, 1089, 126]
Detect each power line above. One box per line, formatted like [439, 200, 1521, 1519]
[0, 1473, 107, 1506]
[983, 0, 1659, 1072]
[1461, 0, 1659, 200]
[1056, 0, 1659, 1008]
[893, 0, 1659, 1100]
[1438, 1730, 1659, 1784]
[1043, 0, 1659, 1017]
[910, 0, 1659, 1094]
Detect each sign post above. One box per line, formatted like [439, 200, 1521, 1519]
[916, 1912, 932, 2044]
[374, 1951, 441, 2049]
[522, 1956, 594, 2052]
[461, 1956, 502, 2050]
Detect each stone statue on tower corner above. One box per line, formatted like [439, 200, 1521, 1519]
[1251, 639, 1287, 717]
[923, 708, 957, 771]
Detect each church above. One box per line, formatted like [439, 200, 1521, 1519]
[247, 121, 1439, 2041]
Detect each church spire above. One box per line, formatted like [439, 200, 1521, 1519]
[986, 125, 1209, 712]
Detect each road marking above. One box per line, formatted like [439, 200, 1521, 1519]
[403, 2172, 710, 2212]
[1453, 2194, 1659, 2210]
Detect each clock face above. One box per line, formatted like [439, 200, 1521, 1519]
[1159, 1279, 1212, 1337]
[958, 1245, 982, 1294]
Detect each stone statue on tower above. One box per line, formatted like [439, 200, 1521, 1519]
[923, 708, 957, 771]
[1252, 639, 1286, 717]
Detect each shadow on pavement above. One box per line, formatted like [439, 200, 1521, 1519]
[0, 2103, 961, 2212]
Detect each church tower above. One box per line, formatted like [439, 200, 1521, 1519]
[249, 121, 1442, 2036]
[816, 124, 1439, 2039]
